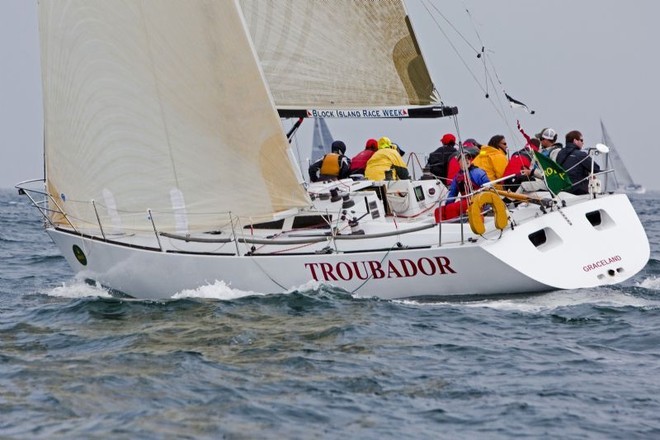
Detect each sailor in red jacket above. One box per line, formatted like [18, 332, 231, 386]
[349, 138, 378, 176]
[502, 138, 539, 192]
[446, 138, 480, 182]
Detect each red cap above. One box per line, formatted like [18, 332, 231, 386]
[441, 133, 456, 145]
[365, 138, 378, 150]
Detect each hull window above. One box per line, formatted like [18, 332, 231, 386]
[585, 209, 614, 230]
[528, 229, 546, 247]
[528, 227, 563, 251]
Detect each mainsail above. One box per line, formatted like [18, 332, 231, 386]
[239, 0, 438, 112]
[39, 0, 310, 234]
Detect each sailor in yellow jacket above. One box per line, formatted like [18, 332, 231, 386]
[472, 134, 509, 189]
[364, 137, 410, 181]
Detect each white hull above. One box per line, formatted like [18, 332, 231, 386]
[45, 192, 649, 300]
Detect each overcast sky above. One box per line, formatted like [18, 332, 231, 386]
[1, 0, 659, 190]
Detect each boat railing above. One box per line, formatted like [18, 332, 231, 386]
[15, 179, 80, 233]
[16, 178, 520, 254]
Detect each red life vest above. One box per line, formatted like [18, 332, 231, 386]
[503, 150, 532, 177]
[350, 150, 376, 174]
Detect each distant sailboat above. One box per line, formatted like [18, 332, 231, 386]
[310, 118, 334, 163]
[600, 120, 646, 194]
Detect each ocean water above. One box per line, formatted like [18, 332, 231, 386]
[1, 188, 659, 439]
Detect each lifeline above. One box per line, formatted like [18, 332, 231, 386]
[304, 256, 456, 282]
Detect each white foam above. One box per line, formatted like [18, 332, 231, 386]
[172, 279, 327, 300]
[637, 276, 660, 290]
[287, 279, 324, 293]
[45, 280, 112, 298]
[463, 289, 658, 312]
[172, 280, 266, 300]
[399, 289, 660, 312]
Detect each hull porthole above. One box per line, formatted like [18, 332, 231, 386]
[72, 245, 87, 266]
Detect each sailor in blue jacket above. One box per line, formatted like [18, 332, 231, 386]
[446, 150, 490, 203]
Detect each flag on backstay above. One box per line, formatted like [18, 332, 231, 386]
[505, 93, 535, 114]
[533, 151, 572, 193]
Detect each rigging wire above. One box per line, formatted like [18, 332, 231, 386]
[420, 1, 487, 96]
[421, 0, 532, 148]
[292, 121, 308, 176]
[424, 0, 481, 54]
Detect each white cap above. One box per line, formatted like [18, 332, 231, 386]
[538, 128, 557, 141]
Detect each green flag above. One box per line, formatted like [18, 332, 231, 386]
[533, 151, 572, 193]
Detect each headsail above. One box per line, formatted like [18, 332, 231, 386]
[39, 0, 310, 234]
[239, 0, 448, 117]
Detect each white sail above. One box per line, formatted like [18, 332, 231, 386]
[311, 118, 334, 163]
[39, 0, 310, 234]
[600, 120, 645, 194]
[239, 0, 437, 109]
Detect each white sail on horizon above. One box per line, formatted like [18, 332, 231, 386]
[311, 118, 334, 163]
[600, 120, 645, 194]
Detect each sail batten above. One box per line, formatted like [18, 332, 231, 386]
[39, 0, 310, 233]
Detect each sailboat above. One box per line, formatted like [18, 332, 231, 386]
[17, 1, 649, 300]
[599, 120, 646, 194]
[310, 118, 334, 164]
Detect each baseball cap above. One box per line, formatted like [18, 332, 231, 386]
[441, 133, 456, 145]
[463, 138, 479, 148]
[536, 128, 557, 141]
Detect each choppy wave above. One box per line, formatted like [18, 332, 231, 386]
[637, 276, 660, 290]
[2, 189, 660, 439]
[45, 280, 112, 298]
[396, 286, 660, 313]
[171, 279, 326, 300]
[463, 288, 660, 312]
[172, 280, 266, 300]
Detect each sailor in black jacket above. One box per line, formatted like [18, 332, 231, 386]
[425, 133, 457, 183]
[555, 130, 600, 195]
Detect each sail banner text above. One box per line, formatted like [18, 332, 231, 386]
[306, 108, 410, 118]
